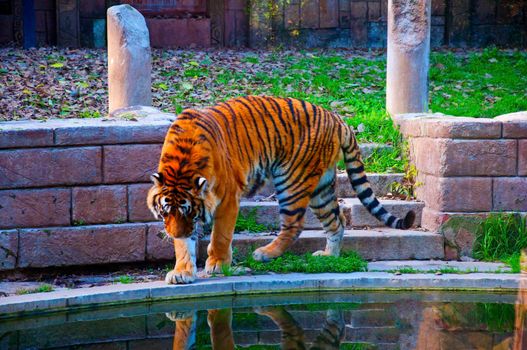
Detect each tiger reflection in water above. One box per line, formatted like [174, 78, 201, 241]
[166, 307, 344, 350]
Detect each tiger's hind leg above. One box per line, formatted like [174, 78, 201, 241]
[309, 168, 345, 257]
[252, 171, 321, 262]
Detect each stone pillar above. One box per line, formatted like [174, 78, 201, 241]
[107, 5, 152, 114]
[386, 0, 431, 116]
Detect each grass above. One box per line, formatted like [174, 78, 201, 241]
[473, 213, 527, 272]
[381, 267, 479, 274]
[3, 48, 526, 173]
[116, 275, 134, 284]
[242, 250, 367, 274]
[15, 284, 54, 295]
[235, 208, 271, 233]
[429, 48, 527, 117]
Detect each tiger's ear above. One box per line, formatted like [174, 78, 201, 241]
[150, 173, 163, 187]
[194, 177, 208, 198]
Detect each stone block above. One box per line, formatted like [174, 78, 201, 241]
[339, 11, 351, 27]
[350, 19, 368, 46]
[497, 0, 523, 24]
[439, 216, 483, 259]
[0, 147, 102, 189]
[0, 188, 71, 229]
[519, 140, 527, 176]
[474, 0, 496, 24]
[397, 114, 502, 138]
[18, 223, 146, 268]
[34, 0, 54, 10]
[493, 177, 527, 211]
[80, 0, 106, 17]
[103, 144, 162, 183]
[431, 15, 445, 25]
[107, 5, 152, 113]
[72, 185, 128, 225]
[410, 138, 517, 176]
[284, 2, 300, 29]
[146, 18, 211, 48]
[367, 22, 387, 48]
[320, 0, 338, 28]
[431, 25, 445, 47]
[54, 123, 168, 146]
[380, 0, 388, 20]
[368, 1, 381, 21]
[350, 309, 396, 327]
[416, 175, 492, 212]
[301, 0, 320, 28]
[348, 199, 423, 227]
[432, 0, 445, 15]
[0, 126, 53, 149]
[421, 207, 487, 232]
[496, 111, 527, 138]
[0, 230, 18, 270]
[448, 0, 470, 46]
[350, 1, 368, 19]
[146, 222, 174, 261]
[335, 173, 404, 198]
[128, 183, 153, 222]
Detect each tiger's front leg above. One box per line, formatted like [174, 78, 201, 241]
[205, 197, 239, 274]
[165, 237, 197, 284]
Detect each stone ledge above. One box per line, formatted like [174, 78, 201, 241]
[395, 111, 527, 139]
[496, 111, 527, 138]
[395, 113, 503, 139]
[199, 228, 444, 262]
[0, 272, 523, 318]
[0, 107, 175, 149]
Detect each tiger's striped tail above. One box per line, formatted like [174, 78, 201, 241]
[341, 124, 415, 229]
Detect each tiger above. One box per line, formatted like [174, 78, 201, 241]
[147, 95, 415, 284]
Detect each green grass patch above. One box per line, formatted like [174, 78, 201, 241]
[381, 267, 479, 274]
[429, 48, 527, 118]
[235, 208, 270, 233]
[473, 213, 527, 270]
[243, 250, 367, 274]
[16, 284, 54, 295]
[116, 275, 134, 284]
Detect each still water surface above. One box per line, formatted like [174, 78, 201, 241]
[1, 291, 525, 349]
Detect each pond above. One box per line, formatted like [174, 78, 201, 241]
[1, 291, 524, 349]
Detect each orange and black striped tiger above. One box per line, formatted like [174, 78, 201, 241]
[147, 96, 415, 284]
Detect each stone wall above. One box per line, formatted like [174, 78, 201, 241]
[0, 109, 177, 271]
[396, 111, 527, 259]
[252, 0, 526, 48]
[1, 0, 525, 48]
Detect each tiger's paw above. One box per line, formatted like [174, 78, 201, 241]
[252, 246, 281, 262]
[205, 256, 231, 275]
[312, 249, 331, 256]
[165, 268, 196, 284]
[165, 311, 194, 321]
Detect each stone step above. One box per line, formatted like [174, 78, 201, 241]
[238, 198, 424, 230]
[245, 172, 404, 200]
[344, 325, 401, 344]
[198, 228, 444, 263]
[349, 309, 397, 328]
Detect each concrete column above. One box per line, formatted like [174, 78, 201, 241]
[386, 0, 431, 116]
[107, 5, 152, 114]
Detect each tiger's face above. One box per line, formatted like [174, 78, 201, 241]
[147, 172, 209, 239]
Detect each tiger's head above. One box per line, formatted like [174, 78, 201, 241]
[147, 172, 211, 239]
